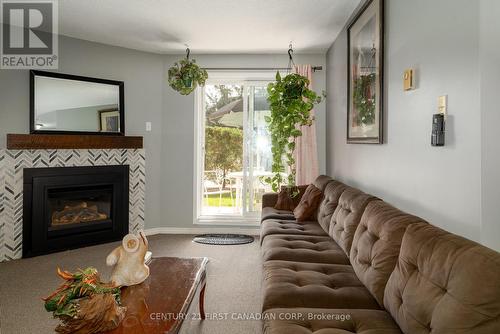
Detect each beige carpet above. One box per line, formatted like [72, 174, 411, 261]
[0, 234, 263, 334]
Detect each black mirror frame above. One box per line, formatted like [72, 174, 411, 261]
[30, 70, 125, 136]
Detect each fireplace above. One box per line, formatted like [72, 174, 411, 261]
[23, 165, 129, 257]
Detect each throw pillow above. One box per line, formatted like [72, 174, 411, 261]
[274, 185, 308, 211]
[293, 184, 323, 221]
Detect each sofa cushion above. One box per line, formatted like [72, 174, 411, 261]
[312, 175, 333, 191]
[350, 201, 426, 307]
[384, 222, 500, 334]
[294, 184, 323, 221]
[262, 261, 380, 311]
[316, 181, 348, 233]
[260, 219, 328, 242]
[261, 207, 295, 222]
[329, 189, 378, 255]
[261, 234, 349, 264]
[263, 308, 402, 334]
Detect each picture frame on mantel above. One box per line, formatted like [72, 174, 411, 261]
[347, 0, 384, 144]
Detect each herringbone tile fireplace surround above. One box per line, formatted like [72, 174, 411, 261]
[0, 149, 145, 261]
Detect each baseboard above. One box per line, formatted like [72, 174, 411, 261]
[144, 226, 260, 236]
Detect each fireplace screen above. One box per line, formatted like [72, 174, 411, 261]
[23, 165, 129, 257]
[47, 186, 113, 230]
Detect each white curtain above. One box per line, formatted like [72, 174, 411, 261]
[294, 64, 319, 185]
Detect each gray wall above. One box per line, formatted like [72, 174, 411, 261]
[326, 0, 499, 251]
[0, 37, 327, 230]
[480, 0, 500, 251]
[160, 54, 327, 228]
[0, 36, 165, 231]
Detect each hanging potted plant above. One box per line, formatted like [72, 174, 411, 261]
[168, 48, 208, 95]
[264, 68, 324, 194]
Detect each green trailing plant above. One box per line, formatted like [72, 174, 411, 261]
[264, 72, 324, 193]
[168, 58, 208, 95]
[352, 73, 376, 125]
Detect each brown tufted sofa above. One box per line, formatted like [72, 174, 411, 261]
[260, 175, 500, 334]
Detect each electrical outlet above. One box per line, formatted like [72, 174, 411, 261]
[146, 122, 152, 132]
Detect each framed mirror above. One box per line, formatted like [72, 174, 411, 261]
[30, 70, 125, 135]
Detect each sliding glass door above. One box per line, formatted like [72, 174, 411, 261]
[196, 78, 274, 223]
[242, 86, 273, 215]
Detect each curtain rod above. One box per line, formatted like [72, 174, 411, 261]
[202, 66, 323, 72]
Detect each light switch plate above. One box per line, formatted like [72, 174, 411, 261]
[146, 122, 152, 132]
[438, 95, 447, 115]
[403, 69, 415, 91]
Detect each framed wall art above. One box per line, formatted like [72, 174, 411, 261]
[347, 0, 384, 144]
[99, 109, 121, 132]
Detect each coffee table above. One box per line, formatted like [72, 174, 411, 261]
[107, 257, 209, 334]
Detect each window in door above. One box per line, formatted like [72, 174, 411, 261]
[195, 78, 277, 223]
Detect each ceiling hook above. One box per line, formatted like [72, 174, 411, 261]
[186, 47, 190, 60]
[287, 46, 293, 61]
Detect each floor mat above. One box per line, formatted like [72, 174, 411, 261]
[193, 234, 255, 245]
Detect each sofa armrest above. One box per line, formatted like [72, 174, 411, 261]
[262, 192, 279, 209]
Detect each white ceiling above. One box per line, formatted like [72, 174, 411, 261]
[59, 0, 361, 54]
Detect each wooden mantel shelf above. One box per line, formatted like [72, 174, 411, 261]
[6, 134, 143, 150]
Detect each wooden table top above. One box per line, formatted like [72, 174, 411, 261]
[107, 257, 208, 334]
